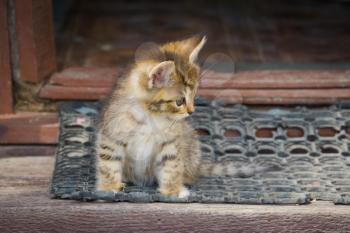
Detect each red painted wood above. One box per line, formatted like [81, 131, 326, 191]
[49, 67, 121, 87]
[47, 67, 350, 89]
[0, 145, 56, 158]
[14, 0, 56, 83]
[200, 70, 350, 89]
[198, 89, 350, 105]
[39, 85, 109, 100]
[0, 0, 13, 114]
[0, 113, 58, 144]
[39, 82, 350, 105]
[40, 67, 350, 104]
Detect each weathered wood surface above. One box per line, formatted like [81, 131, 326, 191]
[0, 145, 56, 158]
[1, 153, 350, 232]
[200, 70, 350, 89]
[197, 88, 350, 105]
[39, 85, 109, 100]
[0, 113, 58, 144]
[39, 67, 350, 105]
[47, 67, 350, 89]
[40, 83, 350, 105]
[14, 0, 56, 83]
[48, 67, 122, 87]
[0, 0, 13, 114]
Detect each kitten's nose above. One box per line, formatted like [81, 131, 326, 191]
[187, 106, 195, 115]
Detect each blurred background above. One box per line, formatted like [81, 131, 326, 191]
[2, 2, 350, 229]
[1, 0, 350, 145]
[54, 0, 350, 69]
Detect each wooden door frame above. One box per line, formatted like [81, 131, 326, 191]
[14, 0, 56, 83]
[0, 0, 13, 114]
[0, 0, 56, 114]
[0, 0, 58, 144]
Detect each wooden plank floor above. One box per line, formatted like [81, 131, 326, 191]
[1, 148, 350, 232]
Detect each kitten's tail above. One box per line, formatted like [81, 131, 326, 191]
[199, 162, 282, 178]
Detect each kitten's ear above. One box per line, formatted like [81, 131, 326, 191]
[175, 36, 207, 63]
[189, 36, 206, 64]
[148, 61, 175, 88]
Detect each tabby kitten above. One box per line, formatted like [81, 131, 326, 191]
[95, 36, 279, 198]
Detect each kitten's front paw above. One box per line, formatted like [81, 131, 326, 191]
[97, 182, 126, 193]
[178, 187, 190, 198]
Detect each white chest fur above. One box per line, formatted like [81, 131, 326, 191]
[126, 126, 157, 181]
[125, 106, 168, 185]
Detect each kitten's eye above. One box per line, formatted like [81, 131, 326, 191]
[176, 97, 186, 106]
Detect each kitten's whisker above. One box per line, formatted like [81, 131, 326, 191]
[202, 60, 221, 72]
[199, 68, 214, 80]
[169, 119, 177, 129]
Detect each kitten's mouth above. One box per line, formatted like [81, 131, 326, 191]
[168, 113, 189, 121]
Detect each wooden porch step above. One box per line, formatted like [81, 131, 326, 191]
[1, 155, 350, 232]
[39, 67, 350, 104]
[0, 113, 58, 144]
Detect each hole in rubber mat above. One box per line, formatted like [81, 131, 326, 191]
[201, 144, 212, 153]
[286, 127, 304, 137]
[290, 147, 309, 154]
[84, 141, 93, 147]
[342, 152, 350, 157]
[224, 129, 241, 138]
[225, 148, 242, 154]
[85, 127, 95, 132]
[255, 128, 275, 138]
[307, 135, 318, 142]
[257, 148, 276, 155]
[318, 127, 338, 137]
[64, 124, 85, 130]
[64, 139, 82, 145]
[196, 128, 210, 136]
[321, 146, 340, 154]
[346, 127, 350, 135]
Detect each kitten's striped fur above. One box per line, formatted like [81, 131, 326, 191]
[95, 36, 280, 197]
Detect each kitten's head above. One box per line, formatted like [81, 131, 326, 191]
[131, 36, 206, 120]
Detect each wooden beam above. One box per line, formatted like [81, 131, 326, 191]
[48, 67, 122, 87]
[197, 89, 350, 105]
[39, 82, 350, 105]
[45, 67, 350, 89]
[39, 67, 350, 104]
[200, 70, 350, 89]
[39, 85, 109, 100]
[0, 113, 58, 144]
[14, 0, 56, 83]
[0, 145, 56, 158]
[0, 0, 13, 114]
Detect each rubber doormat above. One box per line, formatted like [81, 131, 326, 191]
[50, 99, 350, 204]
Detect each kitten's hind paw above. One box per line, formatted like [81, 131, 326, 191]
[97, 182, 126, 193]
